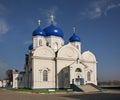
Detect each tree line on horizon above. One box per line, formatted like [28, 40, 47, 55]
[98, 80, 120, 86]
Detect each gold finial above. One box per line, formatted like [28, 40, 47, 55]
[38, 20, 41, 26]
[51, 15, 54, 24]
[73, 27, 76, 33]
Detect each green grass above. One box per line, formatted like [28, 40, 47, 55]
[9, 88, 67, 93]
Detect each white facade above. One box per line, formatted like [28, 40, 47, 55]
[0, 80, 9, 87]
[0, 81, 2, 87]
[13, 18, 97, 89]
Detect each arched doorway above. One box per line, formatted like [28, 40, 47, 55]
[74, 68, 84, 85]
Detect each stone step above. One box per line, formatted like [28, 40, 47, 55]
[77, 85, 100, 92]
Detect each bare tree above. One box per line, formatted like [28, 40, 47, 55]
[6, 69, 18, 83]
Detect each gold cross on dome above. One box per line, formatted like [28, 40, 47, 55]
[73, 27, 76, 33]
[38, 20, 41, 26]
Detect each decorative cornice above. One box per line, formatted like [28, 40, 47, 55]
[31, 56, 54, 60]
[56, 57, 77, 61]
[32, 56, 98, 64]
[81, 59, 98, 63]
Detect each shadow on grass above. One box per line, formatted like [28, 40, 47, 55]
[62, 92, 120, 100]
[9, 88, 67, 93]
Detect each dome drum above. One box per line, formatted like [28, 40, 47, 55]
[69, 33, 81, 42]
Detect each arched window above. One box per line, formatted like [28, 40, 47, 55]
[43, 70, 48, 81]
[76, 45, 79, 49]
[75, 68, 82, 72]
[39, 39, 42, 46]
[46, 42, 49, 46]
[87, 72, 91, 81]
[54, 42, 58, 51]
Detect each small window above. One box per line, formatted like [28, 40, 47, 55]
[46, 42, 49, 46]
[87, 72, 91, 81]
[75, 68, 82, 72]
[76, 45, 79, 49]
[39, 39, 42, 46]
[43, 70, 48, 81]
[54, 42, 58, 51]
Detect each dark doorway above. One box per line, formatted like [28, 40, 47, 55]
[75, 77, 84, 85]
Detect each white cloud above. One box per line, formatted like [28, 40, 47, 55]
[39, 6, 58, 25]
[0, 3, 9, 38]
[81, 6, 103, 19]
[0, 18, 9, 35]
[80, 0, 120, 19]
[104, 2, 120, 15]
[24, 40, 32, 45]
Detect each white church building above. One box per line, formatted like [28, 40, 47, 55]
[13, 16, 97, 89]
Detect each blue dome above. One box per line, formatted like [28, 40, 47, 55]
[69, 33, 81, 42]
[43, 24, 64, 38]
[28, 44, 33, 50]
[33, 27, 46, 36]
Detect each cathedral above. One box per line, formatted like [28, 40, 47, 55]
[12, 16, 97, 89]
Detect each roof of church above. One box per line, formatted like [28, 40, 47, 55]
[32, 27, 46, 36]
[69, 33, 81, 42]
[32, 17, 81, 42]
[43, 24, 64, 38]
[28, 44, 33, 50]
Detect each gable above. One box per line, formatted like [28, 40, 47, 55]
[57, 44, 80, 60]
[82, 51, 97, 62]
[33, 46, 55, 58]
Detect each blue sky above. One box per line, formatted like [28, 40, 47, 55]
[0, 0, 120, 81]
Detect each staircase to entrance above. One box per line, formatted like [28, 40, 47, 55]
[71, 84, 101, 92]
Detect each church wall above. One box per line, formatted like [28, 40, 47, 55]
[70, 63, 85, 85]
[57, 58, 97, 87]
[46, 36, 64, 52]
[59, 66, 70, 88]
[81, 51, 97, 85]
[70, 42, 81, 54]
[57, 60, 79, 88]
[57, 60, 77, 73]
[18, 73, 26, 88]
[24, 56, 33, 88]
[56, 60, 71, 88]
[32, 58, 55, 89]
[33, 36, 46, 49]
[13, 73, 19, 88]
[57, 44, 82, 88]
[84, 62, 97, 85]
[0, 81, 2, 87]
